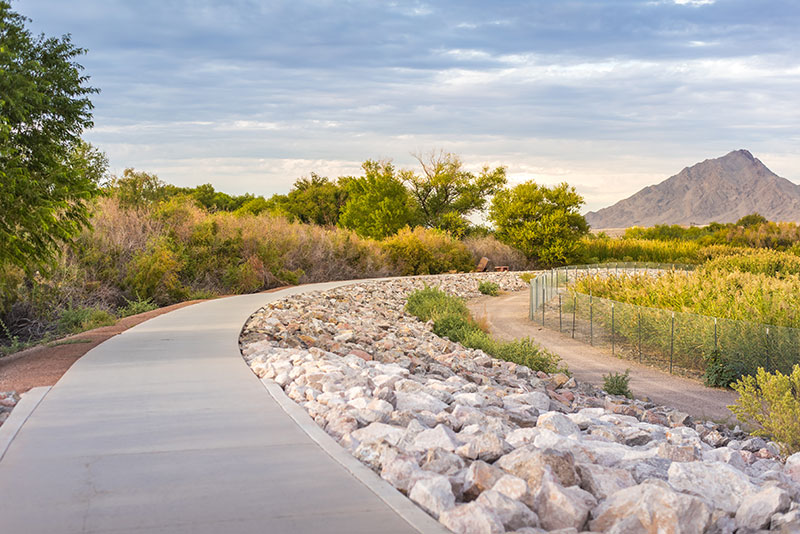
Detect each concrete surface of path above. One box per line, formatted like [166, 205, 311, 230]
[468, 290, 738, 422]
[0, 282, 446, 534]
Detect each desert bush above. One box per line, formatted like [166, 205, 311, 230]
[117, 296, 158, 317]
[463, 236, 530, 270]
[603, 370, 632, 398]
[703, 350, 748, 388]
[382, 226, 473, 275]
[478, 281, 500, 296]
[57, 306, 116, 335]
[730, 365, 800, 455]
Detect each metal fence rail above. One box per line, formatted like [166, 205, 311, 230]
[529, 263, 796, 378]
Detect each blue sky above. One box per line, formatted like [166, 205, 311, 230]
[17, 0, 800, 211]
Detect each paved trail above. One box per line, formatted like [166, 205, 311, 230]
[0, 282, 445, 534]
[468, 290, 738, 422]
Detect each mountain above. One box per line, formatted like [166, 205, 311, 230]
[584, 150, 800, 229]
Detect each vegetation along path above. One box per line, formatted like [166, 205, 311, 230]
[0, 281, 445, 534]
[468, 290, 738, 422]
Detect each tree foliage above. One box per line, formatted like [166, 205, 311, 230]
[339, 160, 418, 239]
[489, 181, 588, 266]
[0, 2, 100, 271]
[404, 151, 506, 232]
[284, 173, 348, 226]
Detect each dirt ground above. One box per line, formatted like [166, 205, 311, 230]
[0, 300, 203, 394]
[468, 290, 739, 422]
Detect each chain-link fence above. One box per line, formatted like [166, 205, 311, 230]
[528, 263, 798, 379]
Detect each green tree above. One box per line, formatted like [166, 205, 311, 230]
[0, 2, 100, 270]
[404, 151, 507, 231]
[110, 168, 167, 210]
[339, 160, 418, 239]
[736, 213, 768, 228]
[489, 181, 588, 266]
[284, 173, 348, 226]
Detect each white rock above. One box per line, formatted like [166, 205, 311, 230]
[395, 390, 448, 413]
[503, 392, 551, 411]
[735, 486, 791, 530]
[491, 474, 529, 501]
[668, 461, 756, 513]
[410, 424, 461, 452]
[409, 475, 456, 519]
[534, 472, 596, 531]
[351, 422, 405, 447]
[477, 489, 539, 530]
[576, 462, 636, 500]
[453, 392, 486, 408]
[506, 427, 540, 448]
[439, 502, 505, 534]
[590, 479, 712, 533]
[496, 446, 579, 490]
[536, 411, 581, 436]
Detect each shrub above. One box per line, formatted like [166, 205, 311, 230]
[117, 296, 158, 317]
[57, 306, 116, 335]
[382, 226, 473, 275]
[603, 370, 633, 398]
[478, 281, 500, 296]
[730, 366, 800, 455]
[703, 350, 748, 388]
[406, 287, 563, 373]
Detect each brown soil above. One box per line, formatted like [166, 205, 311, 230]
[0, 300, 203, 394]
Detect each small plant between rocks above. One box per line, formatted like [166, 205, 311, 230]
[603, 369, 633, 399]
[478, 280, 500, 296]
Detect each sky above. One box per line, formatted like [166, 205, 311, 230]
[15, 0, 800, 212]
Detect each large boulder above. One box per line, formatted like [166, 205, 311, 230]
[409, 475, 456, 519]
[439, 502, 504, 534]
[668, 461, 756, 513]
[495, 446, 579, 490]
[735, 486, 791, 530]
[590, 479, 712, 533]
[536, 411, 580, 436]
[476, 490, 539, 531]
[534, 472, 596, 531]
[576, 462, 636, 500]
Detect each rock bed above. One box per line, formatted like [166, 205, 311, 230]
[0, 391, 20, 428]
[240, 272, 800, 533]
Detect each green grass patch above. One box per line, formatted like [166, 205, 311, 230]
[47, 338, 93, 347]
[478, 280, 500, 296]
[406, 286, 564, 374]
[117, 295, 158, 317]
[57, 307, 116, 335]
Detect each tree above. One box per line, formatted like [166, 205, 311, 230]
[109, 168, 168, 209]
[0, 2, 99, 271]
[489, 181, 588, 266]
[284, 173, 348, 226]
[339, 160, 418, 239]
[736, 213, 768, 228]
[403, 151, 507, 231]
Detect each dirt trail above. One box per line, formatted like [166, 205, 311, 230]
[468, 290, 738, 422]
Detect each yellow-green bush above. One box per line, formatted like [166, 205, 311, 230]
[730, 365, 800, 455]
[382, 226, 473, 275]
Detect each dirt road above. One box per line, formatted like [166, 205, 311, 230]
[468, 290, 738, 422]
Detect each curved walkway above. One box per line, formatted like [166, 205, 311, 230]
[0, 282, 446, 534]
[468, 290, 738, 422]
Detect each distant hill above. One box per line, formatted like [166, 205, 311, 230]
[584, 150, 800, 228]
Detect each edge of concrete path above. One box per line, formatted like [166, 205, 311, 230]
[0, 386, 51, 462]
[260, 379, 451, 534]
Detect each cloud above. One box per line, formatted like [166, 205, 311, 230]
[16, 0, 800, 209]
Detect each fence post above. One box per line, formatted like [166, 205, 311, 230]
[559, 294, 562, 332]
[572, 296, 577, 339]
[590, 292, 594, 346]
[638, 311, 642, 363]
[542, 283, 546, 326]
[714, 317, 718, 352]
[611, 303, 615, 356]
[670, 312, 675, 374]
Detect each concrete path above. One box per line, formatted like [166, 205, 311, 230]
[468, 290, 738, 422]
[0, 282, 445, 534]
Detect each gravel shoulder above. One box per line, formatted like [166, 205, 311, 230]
[467, 290, 738, 423]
